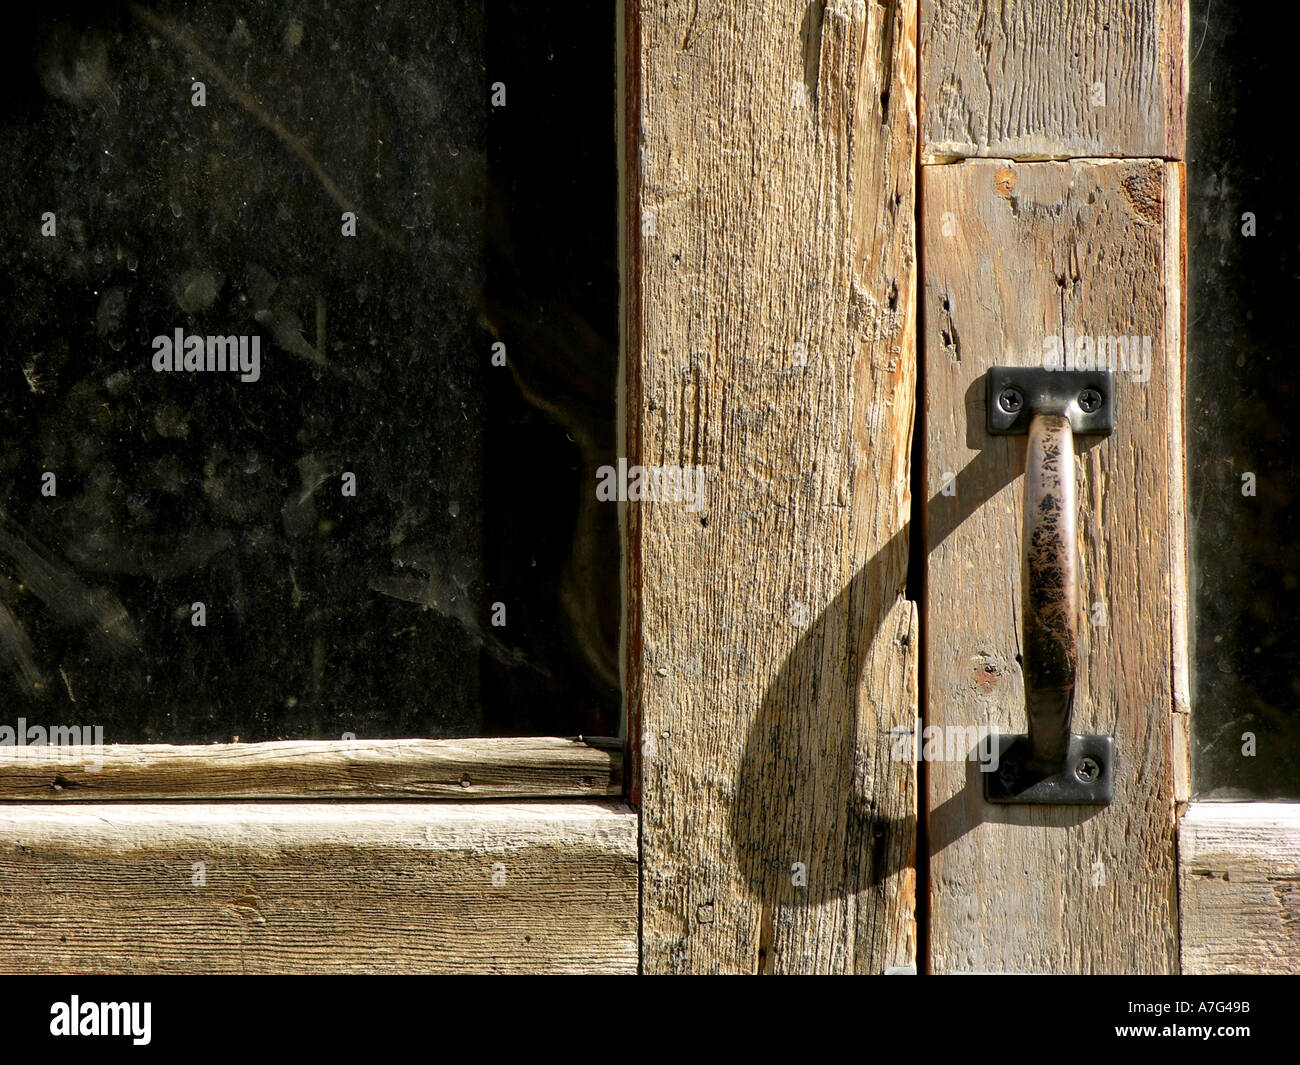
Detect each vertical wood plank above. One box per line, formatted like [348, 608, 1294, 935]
[920, 0, 1187, 161]
[922, 158, 1181, 972]
[635, 0, 919, 973]
[1168, 161, 1191, 806]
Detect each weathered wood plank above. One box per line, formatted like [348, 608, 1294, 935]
[921, 0, 1186, 161]
[0, 736, 622, 800]
[1179, 802, 1300, 974]
[0, 802, 637, 974]
[922, 158, 1181, 972]
[1168, 159, 1190, 805]
[636, 0, 919, 973]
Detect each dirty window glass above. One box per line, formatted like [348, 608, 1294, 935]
[0, 2, 618, 742]
[1186, 0, 1300, 797]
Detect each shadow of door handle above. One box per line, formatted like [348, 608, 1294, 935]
[983, 367, 1116, 805]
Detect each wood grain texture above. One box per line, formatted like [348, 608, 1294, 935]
[1179, 803, 1300, 974]
[0, 736, 622, 800]
[922, 158, 1181, 972]
[1168, 160, 1191, 804]
[635, 0, 919, 973]
[0, 802, 637, 973]
[921, 0, 1186, 161]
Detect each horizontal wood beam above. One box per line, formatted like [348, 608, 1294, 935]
[921, 0, 1186, 161]
[1180, 802, 1300, 974]
[0, 801, 638, 974]
[0, 736, 622, 800]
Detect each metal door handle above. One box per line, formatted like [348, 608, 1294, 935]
[983, 367, 1116, 805]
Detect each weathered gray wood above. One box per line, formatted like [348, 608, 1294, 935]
[922, 158, 1181, 972]
[1169, 163, 1191, 806]
[921, 0, 1186, 161]
[1179, 803, 1300, 974]
[635, 0, 919, 973]
[0, 801, 637, 973]
[0, 737, 621, 800]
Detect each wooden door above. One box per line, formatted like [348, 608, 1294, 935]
[918, 0, 1187, 974]
[917, 0, 1292, 976]
[632, 0, 1288, 976]
[630, 0, 1187, 975]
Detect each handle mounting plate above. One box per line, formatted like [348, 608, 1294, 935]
[986, 367, 1115, 436]
[984, 733, 1114, 805]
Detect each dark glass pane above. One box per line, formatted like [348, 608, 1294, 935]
[1186, 1, 1300, 797]
[0, 1, 618, 742]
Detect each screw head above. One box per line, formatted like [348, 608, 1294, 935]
[1078, 388, 1103, 413]
[1075, 757, 1101, 783]
[998, 387, 1024, 414]
[998, 757, 1021, 787]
